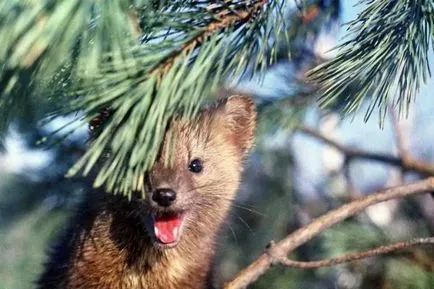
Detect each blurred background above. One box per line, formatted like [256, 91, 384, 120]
[1, 1, 433, 288]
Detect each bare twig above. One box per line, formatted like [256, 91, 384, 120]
[297, 126, 434, 177]
[224, 177, 434, 289]
[277, 237, 434, 268]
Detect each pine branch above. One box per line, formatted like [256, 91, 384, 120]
[308, 0, 434, 123]
[0, 0, 140, 129]
[70, 0, 281, 196]
[1, 0, 289, 196]
[148, 0, 269, 77]
[224, 177, 434, 289]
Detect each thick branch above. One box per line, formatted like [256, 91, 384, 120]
[297, 126, 434, 176]
[224, 177, 434, 289]
[277, 237, 434, 268]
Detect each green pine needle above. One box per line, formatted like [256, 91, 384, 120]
[0, 0, 288, 196]
[308, 0, 434, 125]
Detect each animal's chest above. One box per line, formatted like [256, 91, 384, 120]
[121, 274, 208, 289]
[107, 269, 210, 289]
[70, 257, 211, 289]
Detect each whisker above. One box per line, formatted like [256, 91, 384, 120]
[227, 223, 238, 242]
[236, 215, 254, 233]
[230, 204, 264, 217]
[201, 195, 265, 217]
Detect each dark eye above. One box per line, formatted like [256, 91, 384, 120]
[188, 158, 203, 173]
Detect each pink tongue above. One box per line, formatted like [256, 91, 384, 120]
[154, 214, 182, 244]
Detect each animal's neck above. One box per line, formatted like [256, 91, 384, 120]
[70, 195, 221, 289]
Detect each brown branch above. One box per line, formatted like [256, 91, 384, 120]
[224, 177, 434, 289]
[296, 125, 434, 176]
[148, 0, 268, 76]
[276, 237, 434, 268]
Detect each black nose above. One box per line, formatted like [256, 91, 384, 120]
[152, 188, 177, 207]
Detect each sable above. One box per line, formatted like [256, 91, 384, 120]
[38, 95, 256, 289]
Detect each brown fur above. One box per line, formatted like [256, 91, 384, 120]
[38, 96, 256, 289]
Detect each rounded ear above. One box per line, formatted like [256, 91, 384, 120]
[214, 95, 257, 155]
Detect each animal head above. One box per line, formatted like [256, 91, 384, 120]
[142, 95, 256, 248]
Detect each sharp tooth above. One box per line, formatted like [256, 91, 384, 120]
[173, 227, 179, 239]
[155, 227, 159, 236]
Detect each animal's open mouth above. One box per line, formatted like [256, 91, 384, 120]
[151, 212, 185, 246]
